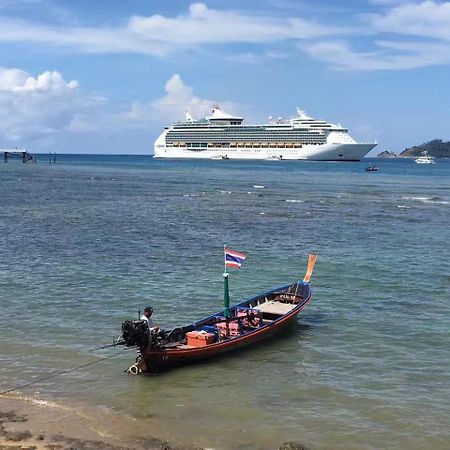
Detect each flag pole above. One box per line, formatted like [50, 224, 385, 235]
[223, 244, 230, 317]
[224, 244, 227, 274]
[224, 272, 230, 317]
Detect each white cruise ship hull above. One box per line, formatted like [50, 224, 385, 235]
[154, 106, 377, 161]
[154, 142, 376, 161]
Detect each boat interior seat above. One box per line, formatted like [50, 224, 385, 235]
[252, 296, 269, 308]
[253, 300, 296, 315]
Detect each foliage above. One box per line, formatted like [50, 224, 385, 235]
[399, 139, 450, 158]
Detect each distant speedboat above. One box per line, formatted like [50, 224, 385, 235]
[415, 152, 435, 164]
[365, 165, 378, 172]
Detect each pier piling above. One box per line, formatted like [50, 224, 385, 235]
[2, 149, 34, 163]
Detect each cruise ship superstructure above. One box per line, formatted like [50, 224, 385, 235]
[154, 106, 376, 161]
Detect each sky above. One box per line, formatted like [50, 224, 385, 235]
[0, 0, 449, 155]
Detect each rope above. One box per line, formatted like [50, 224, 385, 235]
[0, 352, 122, 397]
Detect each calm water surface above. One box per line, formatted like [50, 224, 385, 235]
[1, 156, 449, 449]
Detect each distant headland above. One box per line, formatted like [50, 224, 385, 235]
[377, 151, 397, 158]
[377, 139, 450, 158]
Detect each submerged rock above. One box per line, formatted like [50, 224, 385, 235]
[279, 441, 310, 450]
[0, 410, 33, 442]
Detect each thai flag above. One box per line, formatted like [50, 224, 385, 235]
[225, 248, 247, 269]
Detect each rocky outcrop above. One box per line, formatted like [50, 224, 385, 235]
[279, 442, 310, 450]
[377, 151, 397, 158]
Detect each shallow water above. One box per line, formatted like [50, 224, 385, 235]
[1, 156, 449, 449]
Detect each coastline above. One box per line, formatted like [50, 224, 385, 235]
[0, 395, 308, 450]
[0, 395, 195, 450]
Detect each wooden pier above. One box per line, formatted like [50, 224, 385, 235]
[2, 149, 35, 163]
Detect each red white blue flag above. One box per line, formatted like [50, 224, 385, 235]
[225, 248, 247, 269]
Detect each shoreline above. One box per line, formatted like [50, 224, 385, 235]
[0, 395, 196, 450]
[0, 395, 308, 450]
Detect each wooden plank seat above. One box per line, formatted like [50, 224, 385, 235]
[253, 300, 297, 316]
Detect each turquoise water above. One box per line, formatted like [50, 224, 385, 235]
[1, 156, 449, 449]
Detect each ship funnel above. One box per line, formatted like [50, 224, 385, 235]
[185, 111, 193, 122]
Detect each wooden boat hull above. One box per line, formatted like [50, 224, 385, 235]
[136, 281, 312, 372]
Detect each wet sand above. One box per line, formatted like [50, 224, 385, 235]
[0, 396, 308, 450]
[0, 396, 198, 450]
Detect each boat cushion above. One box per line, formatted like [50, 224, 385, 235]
[216, 321, 242, 337]
[235, 308, 262, 327]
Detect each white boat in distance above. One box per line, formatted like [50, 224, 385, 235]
[415, 152, 435, 164]
[154, 106, 376, 161]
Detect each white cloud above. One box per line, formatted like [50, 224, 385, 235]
[0, 2, 337, 56]
[0, 0, 73, 19]
[121, 74, 236, 126]
[64, 73, 232, 134]
[303, 39, 450, 71]
[0, 68, 78, 92]
[369, 0, 412, 4]
[0, 2, 449, 75]
[0, 67, 99, 141]
[150, 73, 212, 121]
[127, 3, 334, 46]
[0, 68, 232, 145]
[302, 1, 450, 71]
[370, 1, 450, 41]
[224, 50, 288, 64]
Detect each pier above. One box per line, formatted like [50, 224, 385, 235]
[2, 149, 35, 163]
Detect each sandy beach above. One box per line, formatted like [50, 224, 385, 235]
[0, 395, 198, 450]
[0, 395, 308, 450]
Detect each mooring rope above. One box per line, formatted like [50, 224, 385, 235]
[0, 352, 123, 397]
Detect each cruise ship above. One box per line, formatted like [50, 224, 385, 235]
[154, 106, 376, 161]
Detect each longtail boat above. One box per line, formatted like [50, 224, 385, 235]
[120, 253, 317, 374]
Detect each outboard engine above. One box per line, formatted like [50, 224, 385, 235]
[121, 320, 149, 350]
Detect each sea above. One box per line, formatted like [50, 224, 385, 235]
[0, 155, 449, 450]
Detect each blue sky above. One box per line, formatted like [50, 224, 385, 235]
[0, 0, 449, 155]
